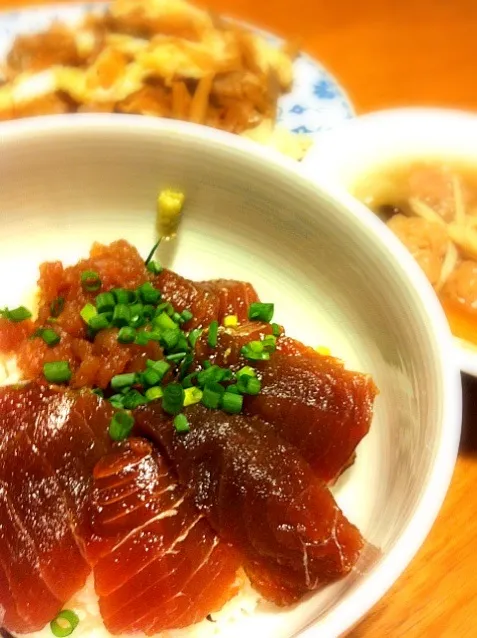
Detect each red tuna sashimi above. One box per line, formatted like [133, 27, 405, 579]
[194, 322, 378, 483]
[135, 404, 364, 606]
[86, 438, 240, 634]
[154, 270, 259, 329]
[0, 384, 114, 634]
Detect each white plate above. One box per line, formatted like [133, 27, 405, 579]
[301, 107, 477, 377]
[0, 2, 354, 139]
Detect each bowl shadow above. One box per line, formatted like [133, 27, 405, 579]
[458, 373, 477, 456]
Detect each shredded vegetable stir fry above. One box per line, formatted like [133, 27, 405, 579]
[0, 0, 311, 158]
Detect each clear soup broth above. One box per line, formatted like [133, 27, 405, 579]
[352, 160, 477, 348]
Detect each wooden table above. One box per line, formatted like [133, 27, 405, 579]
[1, 0, 476, 634]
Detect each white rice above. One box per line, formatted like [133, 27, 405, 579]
[23, 574, 261, 638]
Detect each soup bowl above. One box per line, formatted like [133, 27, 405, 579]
[301, 107, 477, 377]
[0, 114, 461, 637]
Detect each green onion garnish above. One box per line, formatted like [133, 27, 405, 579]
[178, 352, 194, 380]
[154, 311, 176, 332]
[111, 373, 136, 391]
[142, 368, 161, 387]
[109, 394, 125, 409]
[271, 322, 281, 337]
[50, 296, 65, 318]
[134, 331, 150, 346]
[80, 303, 97, 325]
[0, 306, 32, 322]
[154, 302, 174, 317]
[92, 388, 104, 398]
[207, 320, 219, 348]
[138, 282, 161, 305]
[122, 389, 148, 410]
[166, 352, 187, 363]
[188, 328, 202, 348]
[161, 327, 180, 350]
[240, 340, 270, 361]
[147, 260, 163, 275]
[145, 386, 164, 401]
[43, 361, 72, 384]
[162, 382, 185, 415]
[50, 609, 79, 637]
[117, 326, 136, 344]
[144, 238, 162, 266]
[201, 382, 224, 409]
[173, 413, 190, 434]
[142, 304, 155, 320]
[129, 303, 145, 329]
[111, 288, 130, 305]
[109, 411, 134, 441]
[81, 270, 101, 292]
[112, 304, 131, 328]
[146, 359, 171, 381]
[262, 334, 277, 351]
[222, 391, 243, 414]
[40, 328, 60, 347]
[183, 386, 203, 406]
[180, 309, 193, 323]
[181, 372, 197, 388]
[248, 302, 274, 323]
[237, 374, 261, 395]
[88, 313, 110, 332]
[95, 292, 115, 314]
[237, 365, 256, 378]
[172, 311, 183, 324]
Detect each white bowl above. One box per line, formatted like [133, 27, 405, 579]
[301, 106, 477, 377]
[0, 115, 461, 638]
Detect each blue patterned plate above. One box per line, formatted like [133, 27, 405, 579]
[0, 3, 354, 138]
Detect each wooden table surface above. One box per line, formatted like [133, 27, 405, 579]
[1, 0, 476, 635]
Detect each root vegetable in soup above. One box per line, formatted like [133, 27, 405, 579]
[352, 161, 477, 346]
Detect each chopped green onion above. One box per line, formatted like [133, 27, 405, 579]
[146, 331, 162, 342]
[154, 302, 174, 317]
[50, 609, 79, 637]
[222, 391, 243, 414]
[111, 288, 130, 305]
[142, 368, 161, 387]
[183, 386, 203, 406]
[143, 304, 155, 319]
[81, 270, 101, 292]
[154, 311, 176, 331]
[129, 303, 145, 328]
[111, 373, 136, 391]
[146, 359, 171, 381]
[262, 334, 277, 352]
[144, 238, 162, 266]
[201, 382, 224, 409]
[147, 260, 163, 275]
[173, 413, 190, 434]
[43, 361, 72, 384]
[181, 309, 193, 323]
[166, 352, 187, 363]
[271, 323, 281, 337]
[41, 328, 60, 347]
[135, 331, 150, 346]
[197, 365, 233, 387]
[178, 352, 194, 380]
[240, 340, 270, 361]
[248, 302, 274, 323]
[203, 360, 212, 369]
[138, 282, 161, 305]
[173, 333, 189, 353]
[112, 304, 131, 328]
[109, 411, 134, 441]
[145, 386, 164, 401]
[92, 388, 104, 398]
[80, 303, 97, 324]
[88, 313, 110, 332]
[50, 296, 65, 318]
[207, 320, 219, 348]
[117, 326, 136, 344]
[237, 374, 261, 395]
[181, 372, 197, 388]
[109, 394, 125, 409]
[95, 292, 115, 314]
[0, 306, 32, 322]
[162, 382, 184, 415]
[226, 384, 240, 394]
[122, 389, 148, 410]
[237, 365, 256, 378]
[161, 327, 180, 350]
[172, 311, 182, 324]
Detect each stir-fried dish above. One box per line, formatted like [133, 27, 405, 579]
[0, 0, 310, 159]
[353, 161, 477, 347]
[0, 232, 377, 637]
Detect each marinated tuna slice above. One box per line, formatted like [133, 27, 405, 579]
[155, 270, 260, 329]
[135, 404, 364, 606]
[195, 322, 378, 483]
[0, 383, 114, 634]
[87, 438, 240, 634]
